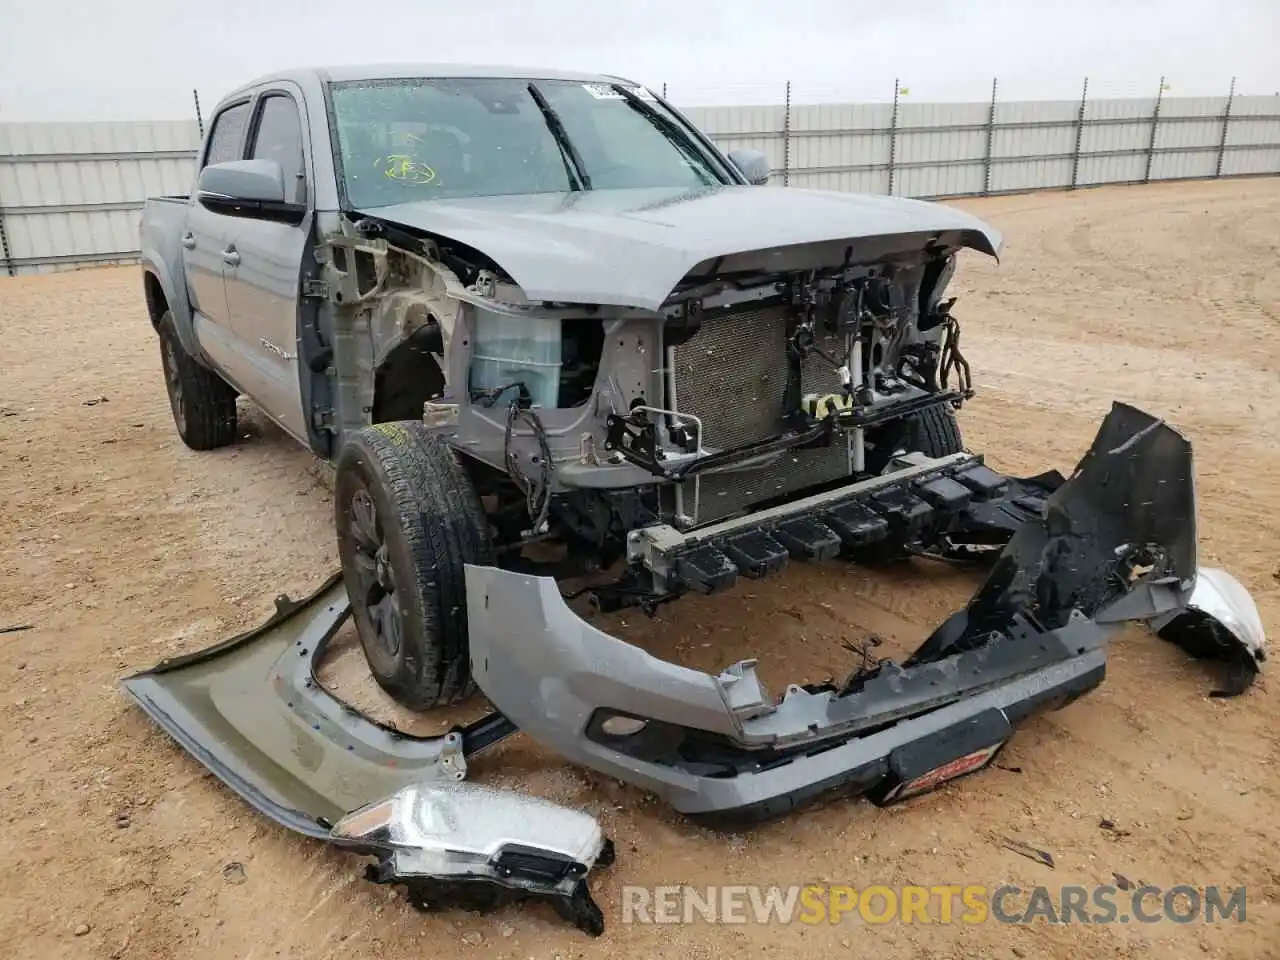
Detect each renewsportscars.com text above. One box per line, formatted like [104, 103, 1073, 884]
[621, 884, 1248, 925]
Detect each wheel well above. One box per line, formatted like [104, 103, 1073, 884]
[371, 323, 446, 424]
[143, 271, 167, 327]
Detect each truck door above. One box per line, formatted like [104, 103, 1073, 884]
[183, 99, 253, 381]
[222, 89, 311, 444]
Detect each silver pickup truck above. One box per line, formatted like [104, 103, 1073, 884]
[136, 63, 1264, 840]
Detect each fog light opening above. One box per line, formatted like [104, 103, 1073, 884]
[601, 715, 648, 737]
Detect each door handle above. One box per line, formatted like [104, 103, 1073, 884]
[222, 247, 241, 267]
[180, 232, 196, 250]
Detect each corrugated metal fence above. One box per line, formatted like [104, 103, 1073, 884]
[0, 120, 198, 275]
[2, 86, 1278, 275]
[682, 83, 1280, 197]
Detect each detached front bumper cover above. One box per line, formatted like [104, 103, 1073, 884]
[466, 403, 1267, 823]
[121, 576, 614, 934]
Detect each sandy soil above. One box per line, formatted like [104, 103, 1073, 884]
[1, 179, 1278, 960]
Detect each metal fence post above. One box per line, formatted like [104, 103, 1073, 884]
[1215, 76, 1236, 178]
[0, 209, 13, 277]
[1069, 76, 1089, 189]
[193, 89, 204, 139]
[1143, 76, 1165, 183]
[0, 144, 11, 277]
[982, 77, 998, 196]
[782, 80, 792, 187]
[887, 78, 901, 196]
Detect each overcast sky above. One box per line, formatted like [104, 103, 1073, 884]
[1, 0, 1277, 122]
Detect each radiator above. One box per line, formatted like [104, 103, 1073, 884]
[669, 305, 852, 526]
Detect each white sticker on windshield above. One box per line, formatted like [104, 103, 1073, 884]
[582, 83, 624, 99]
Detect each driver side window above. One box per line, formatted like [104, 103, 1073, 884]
[249, 95, 308, 206]
[203, 101, 251, 168]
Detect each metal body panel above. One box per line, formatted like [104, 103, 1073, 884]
[138, 197, 204, 359]
[360, 186, 1002, 310]
[121, 575, 474, 834]
[223, 214, 311, 442]
[180, 201, 233, 329]
[121, 574, 616, 933]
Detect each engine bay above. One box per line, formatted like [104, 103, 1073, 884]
[322, 217, 981, 585]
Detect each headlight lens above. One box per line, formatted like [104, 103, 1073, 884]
[330, 781, 606, 881]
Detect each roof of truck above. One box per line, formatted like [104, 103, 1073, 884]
[225, 63, 635, 99]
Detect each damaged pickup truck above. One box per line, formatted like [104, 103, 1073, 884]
[132, 63, 1266, 930]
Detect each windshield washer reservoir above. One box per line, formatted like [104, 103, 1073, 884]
[470, 312, 562, 408]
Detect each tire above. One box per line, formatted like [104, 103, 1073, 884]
[157, 310, 237, 450]
[864, 401, 964, 475]
[910, 402, 964, 458]
[334, 421, 492, 710]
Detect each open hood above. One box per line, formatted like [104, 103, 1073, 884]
[357, 185, 1002, 310]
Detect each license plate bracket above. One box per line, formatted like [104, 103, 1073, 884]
[869, 708, 1012, 805]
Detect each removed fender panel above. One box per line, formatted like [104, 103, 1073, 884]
[122, 575, 616, 934]
[121, 574, 470, 835]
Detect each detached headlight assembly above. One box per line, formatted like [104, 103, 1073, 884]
[331, 781, 615, 935]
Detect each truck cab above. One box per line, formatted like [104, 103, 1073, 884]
[142, 73, 335, 452]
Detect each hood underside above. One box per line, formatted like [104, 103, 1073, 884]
[358, 185, 1002, 310]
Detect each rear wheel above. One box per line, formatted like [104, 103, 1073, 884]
[157, 310, 237, 450]
[334, 421, 492, 710]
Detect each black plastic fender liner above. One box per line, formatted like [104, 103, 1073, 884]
[927, 401, 1199, 660]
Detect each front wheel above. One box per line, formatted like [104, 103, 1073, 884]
[864, 402, 964, 474]
[909, 402, 964, 458]
[334, 421, 492, 710]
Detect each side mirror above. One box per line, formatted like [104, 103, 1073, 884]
[727, 148, 771, 186]
[197, 159, 305, 223]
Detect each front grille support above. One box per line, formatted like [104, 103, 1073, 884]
[669, 305, 852, 526]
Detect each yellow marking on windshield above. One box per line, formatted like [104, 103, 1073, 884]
[375, 154, 437, 184]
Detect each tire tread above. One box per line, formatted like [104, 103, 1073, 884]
[913, 403, 964, 458]
[158, 312, 237, 450]
[336, 422, 491, 709]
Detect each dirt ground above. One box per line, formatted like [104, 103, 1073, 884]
[2, 178, 1278, 960]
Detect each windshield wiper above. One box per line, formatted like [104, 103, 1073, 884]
[527, 82, 591, 191]
[609, 85, 723, 186]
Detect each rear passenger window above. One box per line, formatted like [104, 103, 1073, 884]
[204, 102, 251, 167]
[250, 95, 308, 205]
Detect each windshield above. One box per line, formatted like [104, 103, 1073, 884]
[329, 77, 730, 207]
